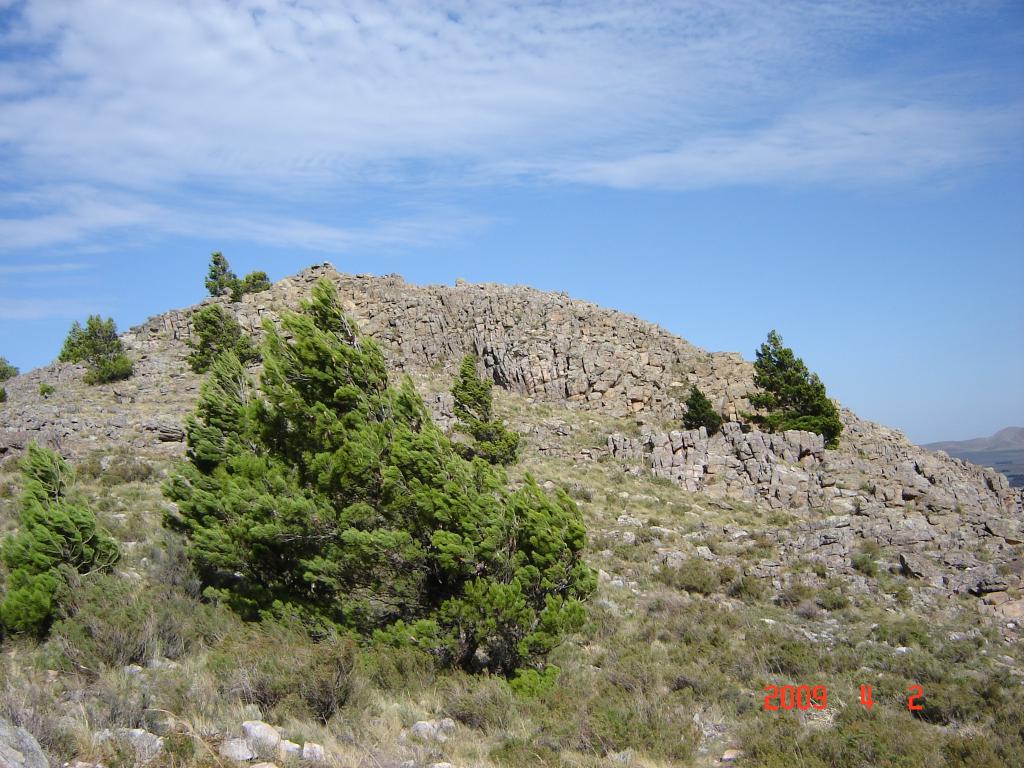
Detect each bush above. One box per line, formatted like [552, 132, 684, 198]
[452, 354, 521, 465]
[37, 383, 55, 397]
[816, 587, 849, 611]
[0, 387, 6, 404]
[748, 330, 843, 448]
[0, 357, 17, 382]
[60, 315, 133, 384]
[0, 445, 120, 634]
[210, 622, 359, 723]
[232, 270, 272, 301]
[165, 280, 594, 676]
[682, 385, 722, 435]
[187, 304, 260, 373]
[50, 574, 232, 673]
[206, 253, 272, 301]
[852, 552, 879, 577]
[656, 558, 719, 595]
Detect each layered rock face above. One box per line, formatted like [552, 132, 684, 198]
[0, 262, 1020, 555]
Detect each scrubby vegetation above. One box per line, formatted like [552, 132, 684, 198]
[0, 446, 119, 635]
[186, 304, 259, 373]
[59, 315, 134, 384]
[0, 356, 17, 382]
[682, 384, 723, 435]
[451, 354, 522, 465]
[204, 252, 272, 301]
[749, 329, 843, 448]
[165, 282, 592, 676]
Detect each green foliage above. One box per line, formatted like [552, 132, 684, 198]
[0, 445, 119, 634]
[231, 270, 272, 302]
[60, 315, 133, 384]
[38, 383, 55, 398]
[749, 330, 843, 448]
[0, 387, 6, 404]
[206, 253, 272, 301]
[656, 558, 720, 595]
[51, 573, 231, 673]
[164, 280, 594, 676]
[210, 622, 359, 723]
[205, 252, 238, 297]
[451, 355, 521, 465]
[0, 356, 17, 382]
[187, 304, 260, 374]
[682, 385, 722, 435]
[852, 552, 879, 577]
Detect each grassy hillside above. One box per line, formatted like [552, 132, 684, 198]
[1, 382, 1021, 768]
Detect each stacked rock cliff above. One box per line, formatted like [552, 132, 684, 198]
[0, 262, 1020, 609]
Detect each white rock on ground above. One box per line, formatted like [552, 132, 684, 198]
[219, 738, 256, 762]
[277, 740, 301, 760]
[93, 728, 163, 764]
[301, 742, 326, 763]
[242, 721, 281, 753]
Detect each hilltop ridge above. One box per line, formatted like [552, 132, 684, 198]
[0, 263, 1021, 613]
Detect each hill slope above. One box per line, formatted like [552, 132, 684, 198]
[1, 263, 1023, 767]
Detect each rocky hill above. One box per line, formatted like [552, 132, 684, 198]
[2, 263, 1024, 768]
[1, 263, 1021, 615]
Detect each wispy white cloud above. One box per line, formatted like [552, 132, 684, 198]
[0, 297, 98, 320]
[0, 262, 89, 275]
[0, 0, 1018, 250]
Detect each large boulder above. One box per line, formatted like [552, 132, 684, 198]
[0, 719, 48, 768]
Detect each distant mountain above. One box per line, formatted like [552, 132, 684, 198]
[925, 427, 1024, 488]
[925, 426, 1024, 453]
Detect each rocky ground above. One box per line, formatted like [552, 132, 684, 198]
[1, 264, 1022, 767]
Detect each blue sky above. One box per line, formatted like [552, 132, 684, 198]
[0, 1, 1021, 444]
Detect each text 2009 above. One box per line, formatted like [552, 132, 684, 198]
[762, 685, 828, 711]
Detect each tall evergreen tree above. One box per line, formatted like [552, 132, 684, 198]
[0, 445, 119, 634]
[187, 304, 260, 373]
[205, 252, 239, 297]
[164, 280, 593, 675]
[59, 316, 133, 384]
[748, 330, 843, 448]
[683, 385, 723, 435]
[451, 355, 521, 466]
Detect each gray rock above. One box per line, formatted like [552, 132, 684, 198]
[0, 718, 47, 768]
[242, 721, 280, 753]
[219, 738, 256, 762]
[301, 742, 326, 763]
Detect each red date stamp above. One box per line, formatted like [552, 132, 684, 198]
[764, 684, 923, 712]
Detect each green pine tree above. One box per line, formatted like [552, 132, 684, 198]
[683, 385, 723, 435]
[59, 316, 133, 384]
[205, 252, 239, 297]
[748, 330, 843, 448]
[164, 280, 593, 675]
[231, 270, 273, 302]
[187, 305, 260, 374]
[0, 445, 120, 635]
[0, 356, 17, 382]
[451, 355, 521, 466]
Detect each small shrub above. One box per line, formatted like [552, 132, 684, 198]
[60, 315, 133, 384]
[682, 385, 722, 435]
[777, 582, 815, 606]
[657, 558, 719, 595]
[37, 382, 55, 397]
[0, 387, 6, 403]
[0, 357, 17, 382]
[210, 622, 360, 723]
[231, 270, 272, 301]
[852, 552, 878, 577]
[728, 574, 765, 601]
[0, 445, 119, 634]
[816, 588, 849, 611]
